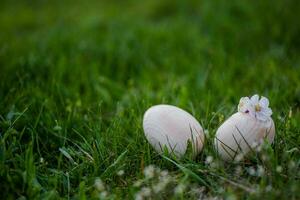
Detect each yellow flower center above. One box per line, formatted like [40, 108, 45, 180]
[255, 104, 261, 112]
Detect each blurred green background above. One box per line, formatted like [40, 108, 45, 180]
[1, 0, 300, 108]
[0, 0, 300, 199]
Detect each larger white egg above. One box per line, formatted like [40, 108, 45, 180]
[143, 104, 205, 158]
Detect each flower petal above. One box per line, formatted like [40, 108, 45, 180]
[259, 96, 269, 108]
[241, 97, 250, 102]
[238, 97, 252, 113]
[247, 107, 256, 118]
[261, 107, 272, 117]
[256, 112, 268, 121]
[250, 94, 259, 104]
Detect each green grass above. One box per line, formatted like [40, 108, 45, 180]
[0, 0, 300, 199]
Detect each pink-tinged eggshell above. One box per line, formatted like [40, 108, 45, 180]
[143, 105, 205, 158]
[215, 112, 275, 161]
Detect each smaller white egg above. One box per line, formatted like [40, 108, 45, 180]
[214, 112, 275, 161]
[143, 104, 205, 158]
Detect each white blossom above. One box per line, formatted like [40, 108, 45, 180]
[100, 191, 108, 198]
[135, 193, 144, 200]
[94, 178, 105, 191]
[238, 94, 272, 121]
[257, 165, 265, 177]
[234, 153, 244, 162]
[117, 170, 125, 176]
[205, 156, 213, 164]
[266, 185, 272, 192]
[160, 170, 168, 177]
[144, 165, 155, 179]
[140, 187, 151, 197]
[133, 180, 143, 188]
[174, 183, 186, 194]
[276, 166, 283, 173]
[248, 167, 256, 176]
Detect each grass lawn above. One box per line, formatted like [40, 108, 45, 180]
[0, 0, 300, 199]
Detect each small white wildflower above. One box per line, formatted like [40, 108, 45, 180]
[261, 154, 268, 161]
[235, 166, 243, 176]
[135, 193, 144, 200]
[217, 187, 225, 193]
[257, 165, 265, 177]
[234, 153, 244, 162]
[204, 129, 209, 135]
[53, 125, 62, 131]
[100, 191, 108, 198]
[238, 94, 272, 121]
[248, 167, 256, 176]
[94, 178, 105, 191]
[144, 165, 155, 179]
[154, 176, 171, 193]
[227, 194, 237, 200]
[277, 115, 284, 122]
[266, 185, 272, 192]
[117, 170, 125, 176]
[140, 187, 151, 197]
[40, 157, 44, 163]
[205, 156, 213, 164]
[276, 166, 283, 173]
[160, 170, 168, 177]
[174, 183, 186, 194]
[153, 184, 163, 194]
[133, 180, 143, 188]
[289, 161, 296, 169]
[161, 175, 172, 184]
[210, 161, 219, 168]
[190, 186, 205, 196]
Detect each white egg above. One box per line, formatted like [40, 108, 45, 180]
[143, 104, 205, 158]
[214, 112, 275, 161]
